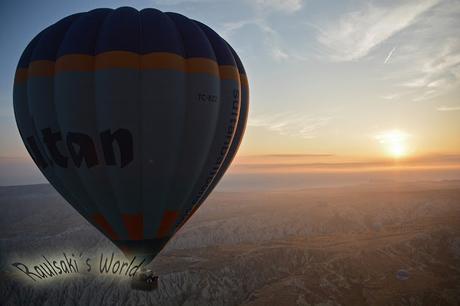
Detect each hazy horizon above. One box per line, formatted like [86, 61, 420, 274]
[2, 153, 459, 188]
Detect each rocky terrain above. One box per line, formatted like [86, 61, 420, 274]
[1, 181, 460, 305]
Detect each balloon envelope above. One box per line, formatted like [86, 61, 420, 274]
[13, 7, 248, 262]
[396, 269, 410, 281]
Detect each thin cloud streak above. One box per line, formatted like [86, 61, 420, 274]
[220, 18, 301, 61]
[377, 1, 460, 102]
[248, 111, 332, 139]
[402, 41, 460, 101]
[218, 0, 308, 61]
[437, 105, 460, 111]
[251, 0, 304, 14]
[316, 0, 440, 61]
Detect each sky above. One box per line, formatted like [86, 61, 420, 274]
[0, 0, 459, 185]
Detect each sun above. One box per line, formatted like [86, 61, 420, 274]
[388, 141, 406, 158]
[375, 130, 410, 159]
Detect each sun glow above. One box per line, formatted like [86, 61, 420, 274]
[375, 130, 411, 159]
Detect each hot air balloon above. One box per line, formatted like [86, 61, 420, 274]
[13, 7, 249, 268]
[396, 269, 410, 281]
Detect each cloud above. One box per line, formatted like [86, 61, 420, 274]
[401, 39, 460, 101]
[374, 129, 411, 144]
[259, 154, 334, 158]
[152, 0, 220, 4]
[248, 111, 332, 139]
[380, 93, 405, 101]
[271, 48, 289, 60]
[219, 19, 253, 39]
[360, 0, 460, 102]
[220, 18, 296, 61]
[437, 105, 460, 111]
[217, 0, 307, 61]
[411, 47, 460, 87]
[231, 153, 460, 174]
[316, 0, 440, 61]
[251, 0, 304, 14]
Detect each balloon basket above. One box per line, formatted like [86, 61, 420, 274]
[130, 268, 158, 291]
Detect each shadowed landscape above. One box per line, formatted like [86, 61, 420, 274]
[1, 180, 459, 305]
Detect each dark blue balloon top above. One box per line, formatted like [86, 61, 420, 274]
[18, 7, 241, 69]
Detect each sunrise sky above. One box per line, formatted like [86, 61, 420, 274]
[0, 0, 459, 185]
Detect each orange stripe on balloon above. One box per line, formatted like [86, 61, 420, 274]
[14, 51, 241, 83]
[186, 58, 219, 76]
[92, 213, 119, 240]
[142, 52, 185, 71]
[28, 60, 54, 77]
[122, 213, 144, 240]
[14, 68, 28, 83]
[219, 65, 239, 81]
[56, 54, 93, 72]
[95, 51, 140, 70]
[156, 210, 179, 238]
